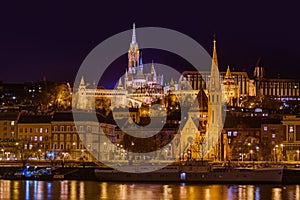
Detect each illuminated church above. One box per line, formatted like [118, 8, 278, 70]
[74, 24, 165, 110]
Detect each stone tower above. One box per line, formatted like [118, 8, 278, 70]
[128, 23, 140, 73]
[207, 36, 223, 158]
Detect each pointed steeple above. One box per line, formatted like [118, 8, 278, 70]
[128, 23, 139, 70]
[80, 76, 85, 86]
[150, 60, 155, 74]
[212, 34, 218, 68]
[117, 78, 123, 89]
[225, 66, 232, 78]
[209, 35, 220, 91]
[131, 23, 136, 44]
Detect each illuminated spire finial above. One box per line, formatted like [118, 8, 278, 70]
[132, 23, 136, 44]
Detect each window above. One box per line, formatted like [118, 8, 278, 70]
[264, 126, 268, 131]
[39, 136, 43, 141]
[79, 126, 84, 131]
[60, 144, 64, 149]
[60, 126, 64, 132]
[289, 125, 294, 133]
[29, 136, 33, 141]
[11, 121, 14, 126]
[228, 138, 231, 144]
[67, 126, 71, 131]
[53, 134, 58, 140]
[34, 136, 38, 141]
[19, 128, 23, 133]
[54, 126, 58, 131]
[30, 128, 32, 133]
[272, 134, 276, 138]
[54, 144, 57, 149]
[60, 134, 64, 141]
[233, 131, 238, 137]
[25, 128, 28, 133]
[87, 126, 91, 132]
[45, 128, 48, 133]
[40, 128, 43, 133]
[73, 134, 77, 141]
[227, 131, 232, 137]
[66, 134, 71, 141]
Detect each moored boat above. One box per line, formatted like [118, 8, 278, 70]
[94, 162, 284, 183]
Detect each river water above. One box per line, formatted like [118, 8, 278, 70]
[0, 180, 299, 200]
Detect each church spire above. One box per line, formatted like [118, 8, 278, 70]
[80, 76, 85, 86]
[117, 78, 123, 90]
[128, 23, 140, 71]
[210, 35, 220, 89]
[131, 23, 136, 44]
[225, 65, 232, 78]
[212, 34, 218, 68]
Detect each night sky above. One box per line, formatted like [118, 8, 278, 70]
[1, 2, 300, 85]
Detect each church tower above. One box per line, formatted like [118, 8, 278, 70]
[223, 66, 239, 106]
[207, 36, 223, 159]
[76, 76, 87, 110]
[128, 23, 140, 73]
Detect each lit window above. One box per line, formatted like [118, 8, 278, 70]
[228, 131, 232, 137]
[40, 128, 43, 133]
[289, 125, 294, 133]
[45, 128, 48, 133]
[11, 121, 14, 126]
[272, 134, 276, 138]
[34, 136, 38, 141]
[264, 126, 268, 131]
[228, 138, 231, 144]
[29, 144, 33, 150]
[39, 136, 43, 141]
[233, 131, 238, 136]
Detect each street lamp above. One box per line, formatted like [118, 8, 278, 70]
[280, 144, 284, 161]
[250, 150, 253, 161]
[1, 149, 4, 158]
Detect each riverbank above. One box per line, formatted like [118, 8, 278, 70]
[1, 161, 300, 183]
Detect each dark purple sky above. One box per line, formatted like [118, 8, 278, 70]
[1, 2, 300, 84]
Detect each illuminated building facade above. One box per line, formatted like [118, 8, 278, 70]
[74, 23, 164, 110]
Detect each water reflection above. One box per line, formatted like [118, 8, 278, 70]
[0, 180, 300, 199]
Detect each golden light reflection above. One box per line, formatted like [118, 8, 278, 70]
[119, 183, 127, 199]
[247, 185, 254, 200]
[204, 187, 210, 199]
[100, 182, 108, 199]
[60, 180, 69, 200]
[162, 185, 173, 200]
[13, 181, 20, 198]
[0, 180, 11, 200]
[70, 181, 76, 199]
[238, 185, 247, 200]
[79, 181, 84, 200]
[272, 187, 282, 200]
[295, 185, 299, 199]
